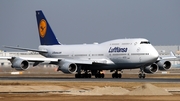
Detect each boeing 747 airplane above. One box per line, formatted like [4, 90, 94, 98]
[1, 10, 176, 78]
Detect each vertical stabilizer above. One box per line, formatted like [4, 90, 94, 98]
[36, 10, 60, 45]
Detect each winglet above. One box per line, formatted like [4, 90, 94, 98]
[36, 10, 60, 45]
[170, 51, 176, 57]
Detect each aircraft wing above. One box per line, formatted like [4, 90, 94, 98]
[4, 46, 47, 53]
[157, 51, 177, 61]
[3, 46, 114, 65]
[0, 56, 114, 65]
[0, 56, 58, 63]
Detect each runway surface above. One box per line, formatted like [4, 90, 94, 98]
[0, 76, 179, 83]
[1, 68, 180, 83]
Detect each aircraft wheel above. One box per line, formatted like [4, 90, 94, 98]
[95, 74, 99, 78]
[101, 74, 104, 78]
[142, 74, 145, 78]
[112, 73, 115, 78]
[75, 74, 81, 78]
[112, 73, 121, 78]
[87, 74, 92, 78]
[138, 74, 142, 78]
[118, 74, 122, 78]
[95, 74, 104, 78]
[139, 73, 146, 79]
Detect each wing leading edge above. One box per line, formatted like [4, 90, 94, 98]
[4, 46, 47, 53]
[0, 56, 114, 65]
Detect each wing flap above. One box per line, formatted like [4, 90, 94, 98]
[64, 58, 115, 65]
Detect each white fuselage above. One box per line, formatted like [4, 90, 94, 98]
[38, 38, 159, 70]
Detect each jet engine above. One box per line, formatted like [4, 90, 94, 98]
[58, 61, 77, 74]
[156, 60, 171, 71]
[11, 58, 29, 71]
[144, 63, 158, 74]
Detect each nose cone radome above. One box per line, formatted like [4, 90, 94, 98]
[150, 47, 159, 61]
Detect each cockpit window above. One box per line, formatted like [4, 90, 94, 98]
[140, 41, 150, 44]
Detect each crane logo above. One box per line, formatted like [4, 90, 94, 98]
[39, 19, 47, 38]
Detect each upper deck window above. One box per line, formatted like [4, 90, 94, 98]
[140, 41, 150, 44]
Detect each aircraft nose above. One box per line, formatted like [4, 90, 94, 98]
[150, 47, 159, 61]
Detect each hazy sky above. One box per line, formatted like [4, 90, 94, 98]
[0, 0, 180, 51]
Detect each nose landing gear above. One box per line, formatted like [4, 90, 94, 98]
[139, 67, 146, 78]
[138, 73, 146, 78]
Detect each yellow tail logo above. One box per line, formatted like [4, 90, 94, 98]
[39, 19, 47, 38]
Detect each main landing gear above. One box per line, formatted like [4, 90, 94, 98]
[95, 70, 105, 78]
[75, 70, 105, 78]
[75, 73, 91, 78]
[74, 68, 146, 78]
[75, 70, 92, 78]
[112, 70, 122, 78]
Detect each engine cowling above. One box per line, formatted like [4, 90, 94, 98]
[59, 62, 77, 74]
[144, 63, 158, 74]
[11, 58, 29, 71]
[157, 60, 171, 71]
